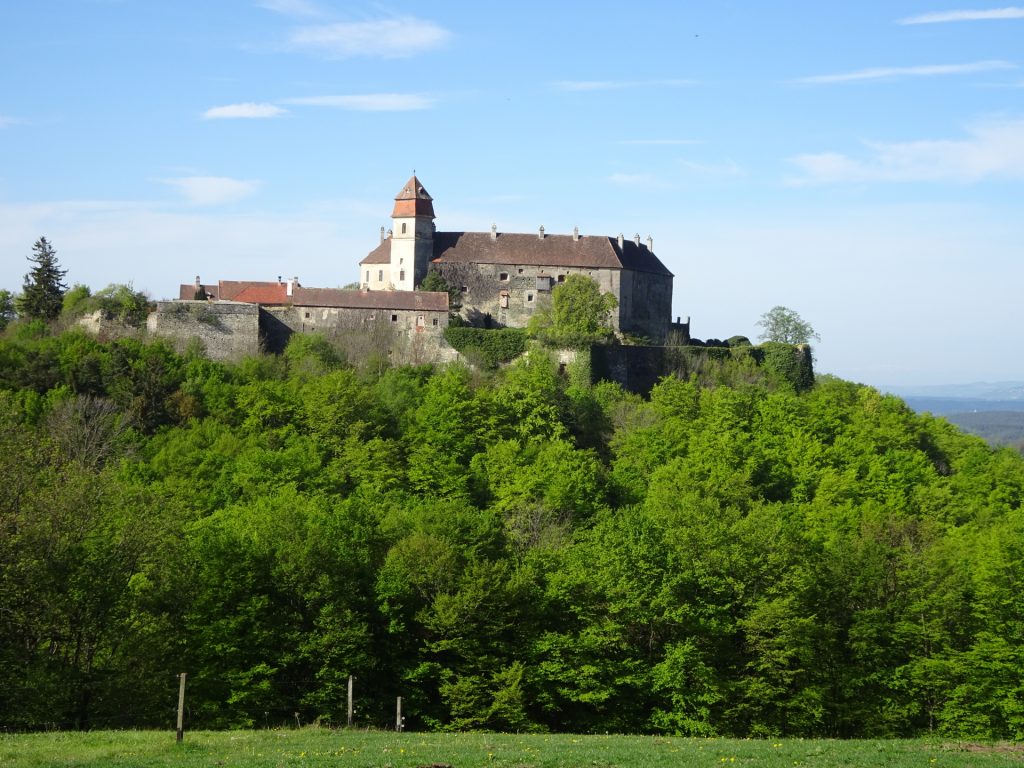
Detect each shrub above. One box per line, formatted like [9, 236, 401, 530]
[444, 327, 528, 369]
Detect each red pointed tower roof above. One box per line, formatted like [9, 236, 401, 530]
[391, 174, 435, 218]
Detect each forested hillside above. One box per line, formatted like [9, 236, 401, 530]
[2, 324, 1024, 738]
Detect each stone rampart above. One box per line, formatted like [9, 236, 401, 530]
[147, 301, 260, 361]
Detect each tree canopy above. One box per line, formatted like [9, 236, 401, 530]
[756, 305, 820, 345]
[16, 237, 67, 322]
[1, 324, 1024, 739]
[528, 274, 618, 347]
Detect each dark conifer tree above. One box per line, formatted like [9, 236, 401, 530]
[17, 237, 67, 321]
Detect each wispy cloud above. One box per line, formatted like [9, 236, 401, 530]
[282, 93, 434, 111]
[617, 138, 703, 146]
[202, 102, 288, 120]
[554, 79, 694, 92]
[787, 118, 1024, 185]
[257, 0, 321, 17]
[162, 176, 261, 205]
[800, 60, 1014, 83]
[0, 115, 21, 128]
[899, 6, 1024, 24]
[287, 16, 451, 58]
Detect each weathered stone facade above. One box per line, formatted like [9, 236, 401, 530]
[147, 300, 261, 360]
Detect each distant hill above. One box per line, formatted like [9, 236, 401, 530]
[883, 382, 1024, 449]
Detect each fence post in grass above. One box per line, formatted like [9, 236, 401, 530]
[176, 672, 187, 743]
[396, 696, 403, 732]
[347, 675, 354, 727]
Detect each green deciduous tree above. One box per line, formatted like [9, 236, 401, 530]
[17, 237, 68, 322]
[528, 275, 617, 347]
[756, 305, 820, 344]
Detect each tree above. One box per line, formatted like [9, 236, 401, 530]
[17, 237, 67, 322]
[756, 306, 820, 345]
[528, 274, 618, 347]
[0, 290, 15, 331]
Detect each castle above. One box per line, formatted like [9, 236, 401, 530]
[149, 175, 677, 360]
[361, 176, 674, 341]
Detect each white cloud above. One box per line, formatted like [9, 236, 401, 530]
[554, 79, 694, 92]
[899, 6, 1024, 24]
[162, 176, 261, 205]
[282, 93, 434, 111]
[787, 118, 1024, 184]
[287, 16, 451, 58]
[257, 0, 321, 17]
[800, 60, 1014, 83]
[202, 102, 288, 120]
[0, 115, 19, 128]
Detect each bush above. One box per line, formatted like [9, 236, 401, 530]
[444, 327, 528, 369]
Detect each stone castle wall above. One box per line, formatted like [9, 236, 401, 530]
[147, 301, 261, 361]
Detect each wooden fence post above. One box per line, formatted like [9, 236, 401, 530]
[176, 673, 187, 743]
[347, 675, 354, 727]
[396, 696, 403, 732]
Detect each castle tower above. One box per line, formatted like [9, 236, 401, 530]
[390, 174, 435, 291]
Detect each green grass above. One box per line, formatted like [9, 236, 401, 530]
[1, 730, 1022, 768]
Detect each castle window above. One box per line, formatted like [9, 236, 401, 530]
[417, 315, 424, 327]
[499, 272, 509, 281]
[557, 274, 566, 283]
[527, 293, 534, 302]
[499, 291, 509, 309]
[304, 311, 311, 319]
[390, 314, 398, 323]
[401, 223, 407, 234]
[517, 268, 524, 274]
[378, 270, 383, 281]
[400, 269, 406, 282]
[432, 318, 438, 326]
[461, 286, 468, 293]
[365, 270, 369, 282]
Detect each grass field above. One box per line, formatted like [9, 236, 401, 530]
[1, 729, 1022, 768]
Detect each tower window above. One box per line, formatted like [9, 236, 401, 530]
[401, 223, 407, 234]
[400, 269, 406, 282]
[365, 270, 369, 282]
[378, 270, 383, 281]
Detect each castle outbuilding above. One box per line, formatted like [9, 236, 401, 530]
[360, 175, 675, 342]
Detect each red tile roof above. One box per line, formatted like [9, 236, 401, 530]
[391, 174, 435, 218]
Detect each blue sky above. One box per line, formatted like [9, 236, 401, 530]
[2, 1, 1023, 386]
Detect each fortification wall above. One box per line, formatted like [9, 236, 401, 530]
[147, 301, 260, 361]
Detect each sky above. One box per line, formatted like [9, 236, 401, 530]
[1, 1, 1023, 387]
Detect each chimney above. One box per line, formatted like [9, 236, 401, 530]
[387, 228, 393, 239]
[195, 275, 201, 289]
[491, 223, 497, 241]
[277, 275, 282, 283]
[538, 225, 545, 240]
[573, 226, 579, 242]
[646, 235, 653, 251]
[380, 226, 385, 243]
[287, 276, 298, 297]
[617, 233, 624, 249]
[633, 233, 641, 246]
